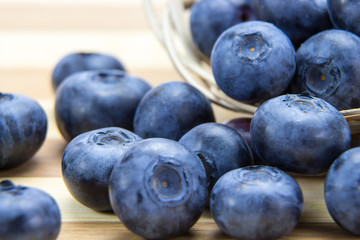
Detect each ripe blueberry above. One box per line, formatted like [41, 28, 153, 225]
[190, 0, 256, 58]
[291, 29, 360, 110]
[133, 81, 215, 140]
[62, 127, 142, 211]
[254, 0, 332, 48]
[211, 21, 296, 104]
[55, 69, 151, 141]
[327, 0, 360, 37]
[52, 52, 126, 91]
[0, 180, 61, 240]
[179, 122, 253, 199]
[109, 138, 207, 239]
[0, 93, 47, 169]
[210, 165, 303, 240]
[325, 147, 360, 235]
[251, 93, 351, 174]
[224, 117, 263, 164]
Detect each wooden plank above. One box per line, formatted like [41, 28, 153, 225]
[0, 176, 354, 239]
[58, 222, 357, 240]
[0, 140, 66, 178]
[0, 176, 333, 223]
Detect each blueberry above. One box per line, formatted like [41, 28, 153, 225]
[224, 117, 263, 164]
[254, 0, 333, 48]
[211, 21, 296, 104]
[52, 52, 126, 91]
[0, 180, 61, 240]
[133, 81, 215, 140]
[327, 0, 360, 37]
[291, 29, 360, 110]
[109, 138, 207, 239]
[62, 127, 142, 212]
[224, 117, 252, 146]
[210, 165, 303, 240]
[325, 147, 360, 235]
[190, 0, 257, 58]
[179, 122, 252, 199]
[251, 93, 351, 174]
[0, 93, 47, 169]
[55, 69, 151, 141]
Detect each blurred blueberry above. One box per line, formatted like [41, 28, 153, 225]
[0, 180, 61, 240]
[210, 165, 303, 240]
[190, 0, 257, 58]
[328, 0, 360, 36]
[52, 52, 126, 90]
[291, 29, 360, 110]
[251, 94, 351, 174]
[325, 147, 360, 235]
[133, 81, 215, 140]
[0, 93, 47, 169]
[109, 138, 207, 239]
[179, 122, 253, 199]
[254, 0, 333, 48]
[62, 127, 142, 212]
[55, 69, 151, 141]
[211, 21, 295, 104]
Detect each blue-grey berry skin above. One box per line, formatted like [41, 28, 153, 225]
[0, 180, 61, 240]
[291, 29, 360, 110]
[178, 122, 253, 198]
[327, 0, 360, 37]
[52, 52, 126, 91]
[190, 0, 257, 58]
[253, 0, 332, 48]
[224, 117, 264, 164]
[55, 69, 151, 141]
[251, 94, 351, 174]
[325, 147, 360, 235]
[210, 165, 303, 240]
[0, 93, 47, 169]
[133, 81, 215, 141]
[109, 138, 207, 240]
[62, 127, 142, 212]
[211, 21, 296, 104]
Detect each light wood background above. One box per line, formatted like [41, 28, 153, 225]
[0, 1, 359, 239]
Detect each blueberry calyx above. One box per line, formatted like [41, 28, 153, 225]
[0, 93, 14, 101]
[237, 165, 282, 184]
[299, 58, 341, 98]
[144, 157, 191, 207]
[234, 32, 270, 62]
[0, 180, 15, 191]
[282, 94, 329, 113]
[93, 71, 125, 83]
[78, 52, 94, 57]
[0, 180, 26, 194]
[90, 129, 135, 146]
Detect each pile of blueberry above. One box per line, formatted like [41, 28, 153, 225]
[1, 0, 360, 239]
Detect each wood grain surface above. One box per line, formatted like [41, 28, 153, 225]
[0, 1, 358, 239]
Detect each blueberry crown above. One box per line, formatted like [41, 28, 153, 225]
[0, 180, 26, 194]
[90, 129, 135, 146]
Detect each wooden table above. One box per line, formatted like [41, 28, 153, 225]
[0, 1, 359, 239]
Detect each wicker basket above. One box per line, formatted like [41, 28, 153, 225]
[143, 0, 360, 134]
